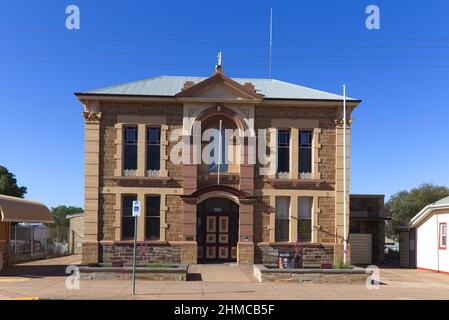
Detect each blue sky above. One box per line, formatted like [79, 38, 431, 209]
[0, 0, 448, 208]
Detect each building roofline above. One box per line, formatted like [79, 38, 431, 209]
[74, 92, 361, 105]
[408, 201, 449, 228]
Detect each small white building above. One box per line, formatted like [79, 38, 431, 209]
[400, 196, 449, 273]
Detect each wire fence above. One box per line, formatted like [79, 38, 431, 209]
[9, 224, 70, 264]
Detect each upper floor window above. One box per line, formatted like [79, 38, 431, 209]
[146, 127, 161, 173]
[145, 195, 161, 240]
[123, 126, 138, 171]
[299, 131, 312, 176]
[440, 223, 447, 250]
[122, 195, 137, 240]
[275, 197, 290, 242]
[298, 197, 312, 242]
[277, 129, 290, 174]
[209, 128, 228, 173]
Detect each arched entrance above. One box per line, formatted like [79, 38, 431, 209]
[197, 197, 239, 263]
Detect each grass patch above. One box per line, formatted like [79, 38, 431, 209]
[333, 259, 352, 269]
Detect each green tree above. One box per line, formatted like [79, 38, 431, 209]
[386, 183, 449, 240]
[0, 165, 27, 197]
[49, 206, 84, 227]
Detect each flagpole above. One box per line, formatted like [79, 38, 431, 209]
[269, 8, 273, 79]
[343, 84, 348, 264]
[218, 119, 222, 185]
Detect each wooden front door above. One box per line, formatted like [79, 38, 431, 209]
[197, 198, 238, 263]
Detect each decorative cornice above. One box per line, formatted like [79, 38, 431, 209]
[82, 111, 102, 122]
[334, 117, 352, 128]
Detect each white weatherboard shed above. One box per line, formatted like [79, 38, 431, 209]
[405, 196, 449, 274]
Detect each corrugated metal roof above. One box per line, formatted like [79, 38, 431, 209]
[433, 196, 449, 207]
[81, 76, 358, 101]
[408, 195, 449, 227]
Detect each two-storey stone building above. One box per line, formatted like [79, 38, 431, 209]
[75, 66, 360, 266]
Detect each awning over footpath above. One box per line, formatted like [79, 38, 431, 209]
[0, 194, 54, 223]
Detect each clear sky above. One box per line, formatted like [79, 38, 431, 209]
[1, 0, 448, 208]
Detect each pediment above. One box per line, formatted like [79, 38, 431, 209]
[175, 71, 263, 101]
[191, 83, 250, 100]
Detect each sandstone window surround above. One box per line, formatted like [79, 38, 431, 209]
[114, 190, 169, 242]
[114, 115, 168, 178]
[121, 194, 137, 240]
[269, 194, 320, 243]
[270, 119, 321, 180]
[274, 197, 290, 242]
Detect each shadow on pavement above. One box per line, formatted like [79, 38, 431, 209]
[2, 264, 69, 278]
[187, 273, 202, 281]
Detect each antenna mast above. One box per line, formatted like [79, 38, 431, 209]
[269, 8, 273, 79]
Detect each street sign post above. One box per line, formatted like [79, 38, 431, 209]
[131, 200, 141, 295]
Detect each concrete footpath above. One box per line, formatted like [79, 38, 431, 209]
[1, 255, 449, 300]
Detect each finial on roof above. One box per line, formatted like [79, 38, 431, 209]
[215, 52, 223, 73]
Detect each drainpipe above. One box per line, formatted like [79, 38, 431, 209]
[343, 84, 348, 264]
[437, 214, 440, 272]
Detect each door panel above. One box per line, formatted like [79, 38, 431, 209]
[206, 246, 216, 259]
[219, 216, 228, 232]
[197, 198, 239, 263]
[206, 216, 216, 233]
[206, 234, 216, 244]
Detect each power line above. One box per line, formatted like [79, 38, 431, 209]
[3, 35, 449, 49]
[1, 58, 449, 68]
[2, 27, 449, 41]
[3, 48, 449, 60]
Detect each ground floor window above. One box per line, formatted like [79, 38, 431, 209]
[440, 222, 447, 249]
[298, 197, 312, 242]
[275, 197, 290, 241]
[122, 195, 137, 240]
[145, 195, 161, 240]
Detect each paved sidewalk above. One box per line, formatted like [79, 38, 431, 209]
[189, 264, 257, 283]
[1, 256, 449, 300]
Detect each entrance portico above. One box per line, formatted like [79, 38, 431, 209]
[181, 185, 254, 264]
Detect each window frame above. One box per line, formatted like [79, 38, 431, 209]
[275, 197, 290, 242]
[208, 128, 229, 173]
[123, 126, 138, 171]
[146, 126, 161, 172]
[297, 197, 313, 242]
[121, 194, 137, 240]
[277, 129, 290, 174]
[145, 195, 161, 241]
[298, 130, 313, 175]
[439, 222, 447, 250]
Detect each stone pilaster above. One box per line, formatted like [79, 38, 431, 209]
[238, 199, 254, 264]
[334, 113, 351, 264]
[82, 101, 101, 264]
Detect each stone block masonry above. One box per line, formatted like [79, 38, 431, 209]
[101, 243, 181, 265]
[255, 244, 334, 268]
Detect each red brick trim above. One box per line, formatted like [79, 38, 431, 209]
[417, 267, 449, 275]
[183, 185, 252, 200]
